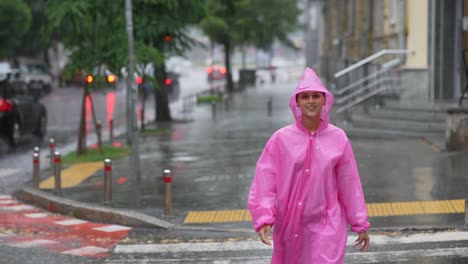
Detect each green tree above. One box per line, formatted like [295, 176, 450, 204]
[47, 0, 128, 155]
[200, 0, 301, 92]
[0, 0, 31, 58]
[132, 0, 204, 122]
[14, 0, 48, 58]
[46, 0, 204, 153]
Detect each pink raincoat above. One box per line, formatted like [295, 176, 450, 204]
[248, 68, 370, 263]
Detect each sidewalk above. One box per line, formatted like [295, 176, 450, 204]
[15, 78, 468, 232]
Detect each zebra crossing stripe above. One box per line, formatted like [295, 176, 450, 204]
[114, 231, 468, 254]
[54, 219, 88, 226]
[10, 239, 58, 248]
[345, 247, 468, 263]
[0, 205, 35, 211]
[24, 213, 49, 218]
[62, 246, 109, 256]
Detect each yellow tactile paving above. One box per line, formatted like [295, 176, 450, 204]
[184, 199, 466, 224]
[450, 200, 465, 213]
[391, 202, 425, 216]
[39, 162, 103, 189]
[421, 200, 457, 214]
[367, 203, 394, 217]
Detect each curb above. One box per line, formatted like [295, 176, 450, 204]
[13, 187, 174, 229]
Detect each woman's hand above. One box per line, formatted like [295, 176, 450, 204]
[355, 232, 370, 252]
[258, 224, 272, 246]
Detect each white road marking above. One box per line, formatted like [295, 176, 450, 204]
[114, 231, 468, 254]
[345, 247, 468, 263]
[0, 169, 19, 178]
[0, 205, 35, 211]
[114, 241, 271, 254]
[54, 219, 88, 226]
[10, 239, 57, 248]
[62, 246, 109, 256]
[108, 248, 468, 263]
[0, 200, 17, 205]
[106, 257, 269, 264]
[24, 213, 49, 218]
[350, 231, 468, 245]
[92, 225, 131, 233]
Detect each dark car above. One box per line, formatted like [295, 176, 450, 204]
[0, 73, 47, 149]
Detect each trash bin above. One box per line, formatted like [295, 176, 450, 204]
[239, 69, 256, 86]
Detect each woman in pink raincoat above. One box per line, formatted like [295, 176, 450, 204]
[248, 67, 370, 263]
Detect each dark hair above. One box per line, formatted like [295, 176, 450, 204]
[296, 92, 326, 102]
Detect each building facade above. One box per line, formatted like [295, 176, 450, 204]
[306, 0, 466, 103]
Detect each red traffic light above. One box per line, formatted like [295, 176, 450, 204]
[165, 78, 172, 85]
[164, 35, 171, 42]
[136, 77, 143, 85]
[86, 75, 94, 83]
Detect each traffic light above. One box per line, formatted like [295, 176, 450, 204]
[86, 75, 94, 83]
[164, 35, 171, 43]
[107, 74, 116, 83]
[136, 76, 143, 85]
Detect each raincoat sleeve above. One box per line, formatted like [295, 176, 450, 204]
[336, 138, 370, 233]
[248, 134, 278, 232]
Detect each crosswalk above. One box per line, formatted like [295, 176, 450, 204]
[108, 231, 468, 263]
[0, 195, 132, 257]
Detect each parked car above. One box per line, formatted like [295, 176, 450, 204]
[0, 61, 20, 83]
[206, 65, 226, 82]
[0, 72, 47, 149]
[15, 57, 53, 95]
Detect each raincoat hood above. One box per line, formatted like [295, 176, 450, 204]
[289, 67, 334, 125]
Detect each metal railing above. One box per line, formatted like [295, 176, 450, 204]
[333, 49, 413, 113]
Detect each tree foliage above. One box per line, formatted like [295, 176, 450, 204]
[200, 0, 302, 91]
[47, 0, 128, 78]
[46, 0, 205, 126]
[14, 0, 48, 57]
[0, 0, 31, 58]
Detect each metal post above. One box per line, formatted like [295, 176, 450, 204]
[33, 146, 40, 155]
[163, 169, 173, 218]
[54, 151, 62, 196]
[267, 96, 272, 117]
[211, 101, 216, 121]
[49, 138, 55, 169]
[109, 119, 114, 142]
[140, 102, 145, 131]
[32, 152, 40, 189]
[104, 159, 112, 203]
[97, 120, 103, 151]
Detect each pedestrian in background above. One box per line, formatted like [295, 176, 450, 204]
[248, 67, 370, 263]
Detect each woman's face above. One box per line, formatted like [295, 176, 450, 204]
[297, 91, 326, 120]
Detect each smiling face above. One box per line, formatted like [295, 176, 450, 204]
[297, 91, 326, 120]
